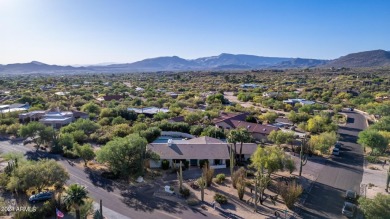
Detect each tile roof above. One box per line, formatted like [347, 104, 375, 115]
[228, 143, 258, 155]
[185, 136, 225, 144]
[230, 120, 279, 135]
[212, 112, 249, 124]
[148, 142, 230, 160]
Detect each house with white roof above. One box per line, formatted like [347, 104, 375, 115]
[283, 98, 315, 106]
[19, 109, 88, 128]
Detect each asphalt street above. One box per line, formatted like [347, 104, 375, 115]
[0, 141, 223, 219]
[301, 110, 366, 218]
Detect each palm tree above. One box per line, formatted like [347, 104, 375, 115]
[63, 184, 88, 219]
[237, 128, 251, 163]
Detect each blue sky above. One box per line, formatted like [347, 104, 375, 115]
[1, 0, 389, 65]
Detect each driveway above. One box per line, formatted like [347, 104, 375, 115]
[300, 110, 366, 218]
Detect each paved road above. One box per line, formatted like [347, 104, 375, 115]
[301, 110, 366, 218]
[0, 141, 223, 219]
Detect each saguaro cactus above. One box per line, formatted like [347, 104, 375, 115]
[299, 138, 309, 177]
[177, 161, 183, 191]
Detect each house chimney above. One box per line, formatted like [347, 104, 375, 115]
[167, 139, 173, 147]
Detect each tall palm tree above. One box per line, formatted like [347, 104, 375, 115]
[237, 128, 251, 163]
[63, 184, 88, 219]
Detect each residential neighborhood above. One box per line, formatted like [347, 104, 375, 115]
[1, 1, 390, 219]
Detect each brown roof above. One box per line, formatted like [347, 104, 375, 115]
[230, 120, 279, 135]
[168, 116, 185, 122]
[212, 112, 249, 124]
[228, 143, 258, 155]
[72, 110, 89, 118]
[103, 95, 124, 101]
[148, 142, 230, 160]
[185, 136, 225, 144]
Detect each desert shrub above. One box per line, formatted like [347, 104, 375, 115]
[214, 193, 228, 204]
[232, 167, 246, 189]
[215, 173, 226, 184]
[187, 198, 200, 206]
[366, 156, 379, 164]
[190, 182, 199, 189]
[63, 149, 79, 159]
[202, 164, 214, 187]
[237, 178, 246, 200]
[277, 181, 302, 209]
[180, 187, 190, 198]
[161, 159, 170, 170]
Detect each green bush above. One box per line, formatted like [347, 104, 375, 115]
[63, 149, 79, 159]
[214, 193, 228, 204]
[366, 156, 379, 164]
[215, 173, 226, 184]
[161, 159, 170, 170]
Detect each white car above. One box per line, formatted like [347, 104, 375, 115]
[332, 147, 340, 156]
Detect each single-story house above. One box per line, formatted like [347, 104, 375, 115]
[212, 112, 249, 129]
[283, 98, 315, 106]
[0, 103, 30, 114]
[127, 107, 169, 116]
[147, 136, 230, 169]
[168, 116, 185, 123]
[262, 92, 279, 98]
[97, 94, 125, 102]
[228, 120, 280, 142]
[19, 109, 89, 128]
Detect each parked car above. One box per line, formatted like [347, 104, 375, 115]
[348, 108, 354, 111]
[342, 202, 357, 217]
[345, 190, 357, 202]
[332, 147, 340, 156]
[335, 142, 343, 149]
[29, 191, 53, 203]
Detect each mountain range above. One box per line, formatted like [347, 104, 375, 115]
[1, 50, 389, 75]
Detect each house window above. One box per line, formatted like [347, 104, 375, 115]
[214, 159, 221, 165]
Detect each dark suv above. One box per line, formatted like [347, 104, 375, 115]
[29, 191, 53, 203]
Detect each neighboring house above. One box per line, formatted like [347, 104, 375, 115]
[283, 98, 315, 106]
[135, 87, 145, 92]
[240, 84, 265, 89]
[97, 94, 125, 102]
[262, 92, 279, 98]
[168, 116, 185, 123]
[19, 109, 88, 128]
[166, 92, 178, 99]
[147, 136, 230, 169]
[228, 120, 280, 142]
[212, 112, 249, 129]
[103, 82, 111, 86]
[0, 103, 30, 114]
[273, 117, 294, 128]
[54, 91, 70, 96]
[40, 85, 55, 91]
[127, 107, 169, 116]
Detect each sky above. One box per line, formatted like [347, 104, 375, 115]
[1, 0, 389, 65]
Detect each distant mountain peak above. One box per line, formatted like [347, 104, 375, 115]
[325, 49, 390, 68]
[30, 61, 46, 65]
